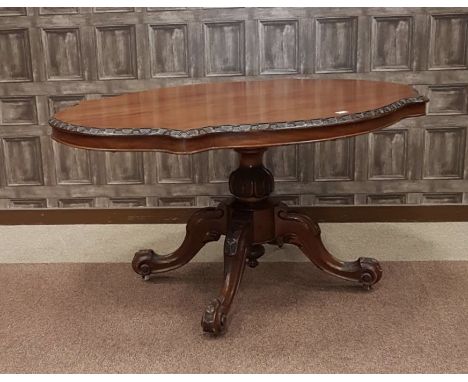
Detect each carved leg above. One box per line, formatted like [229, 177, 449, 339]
[201, 212, 252, 335]
[132, 206, 227, 278]
[275, 209, 382, 289]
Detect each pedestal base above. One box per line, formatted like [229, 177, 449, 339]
[132, 148, 383, 335]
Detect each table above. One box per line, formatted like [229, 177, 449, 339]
[49, 79, 428, 335]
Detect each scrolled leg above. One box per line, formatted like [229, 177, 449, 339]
[275, 209, 382, 289]
[201, 212, 252, 335]
[132, 206, 227, 278]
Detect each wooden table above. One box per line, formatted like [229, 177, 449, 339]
[49, 79, 428, 335]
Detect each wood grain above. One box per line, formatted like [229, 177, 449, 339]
[50, 79, 426, 153]
[52, 79, 420, 131]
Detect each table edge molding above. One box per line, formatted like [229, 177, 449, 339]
[48, 95, 428, 139]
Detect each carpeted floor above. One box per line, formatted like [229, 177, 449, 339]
[0, 261, 467, 373]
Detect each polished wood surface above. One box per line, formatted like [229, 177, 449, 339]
[54, 79, 418, 130]
[50, 79, 427, 153]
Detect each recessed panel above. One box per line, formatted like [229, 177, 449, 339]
[96, 25, 137, 79]
[423, 128, 466, 179]
[9, 199, 47, 208]
[0, 97, 37, 125]
[314, 137, 355, 181]
[429, 15, 468, 70]
[422, 193, 463, 204]
[48, 95, 84, 116]
[156, 153, 193, 183]
[276, 195, 300, 206]
[315, 195, 354, 205]
[208, 149, 237, 183]
[367, 194, 406, 204]
[58, 199, 95, 208]
[428, 86, 467, 115]
[209, 196, 231, 206]
[93, 8, 134, 13]
[105, 152, 144, 184]
[204, 22, 245, 76]
[0, 29, 32, 82]
[265, 145, 298, 181]
[42, 28, 83, 80]
[3, 137, 44, 186]
[368, 130, 408, 179]
[109, 198, 147, 207]
[260, 20, 298, 74]
[371, 16, 412, 71]
[0, 8, 26, 16]
[158, 197, 196, 206]
[39, 8, 79, 15]
[53, 142, 92, 184]
[316, 17, 357, 73]
[149, 24, 188, 77]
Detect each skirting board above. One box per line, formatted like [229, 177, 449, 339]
[0, 206, 468, 225]
[1, 222, 467, 263]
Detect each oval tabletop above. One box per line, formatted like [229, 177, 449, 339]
[49, 79, 427, 154]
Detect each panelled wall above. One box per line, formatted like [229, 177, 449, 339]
[0, 7, 467, 208]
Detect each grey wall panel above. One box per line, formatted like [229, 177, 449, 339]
[0, 7, 467, 208]
[0, 97, 37, 124]
[368, 129, 408, 180]
[315, 17, 357, 73]
[2, 137, 43, 186]
[371, 16, 413, 71]
[95, 25, 137, 79]
[0, 29, 32, 82]
[42, 28, 83, 80]
[204, 21, 245, 76]
[314, 138, 355, 181]
[259, 19, 298, 74]
[149, 24, 189, 77]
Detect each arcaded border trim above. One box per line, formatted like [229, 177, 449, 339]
[49, 95, 428, 139]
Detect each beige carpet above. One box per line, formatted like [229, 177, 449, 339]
[0, 261, 467, 373]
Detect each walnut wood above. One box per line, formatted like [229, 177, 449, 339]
[132, 206, 227, 277]
[49, 79, 427, 154]
[201, 210, 252, 335]
[49, 79, 427, 335]
[275, 209, 383, 289]
[130, 148, 384, 335]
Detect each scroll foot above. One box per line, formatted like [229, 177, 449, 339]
[132, 206, 226, 277]
[358, 257, 383, 289]
[201, 298, 227, 335]
[275, 209, 383, 287]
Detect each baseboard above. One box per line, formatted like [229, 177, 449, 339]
[0, 205, 467, 225]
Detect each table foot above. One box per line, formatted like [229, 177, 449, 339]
[201, 212, 252, 336]
[246, 244, 265, 268]
[268, 237, 284, 248]
[132, 206, 227, 277]
[275, 209, 383, 288]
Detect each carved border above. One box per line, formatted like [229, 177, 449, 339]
[49, 95, 428, 139]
